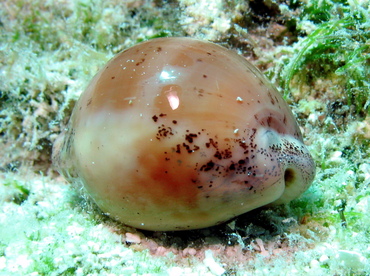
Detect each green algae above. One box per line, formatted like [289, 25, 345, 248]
[279, 0, 370, 115]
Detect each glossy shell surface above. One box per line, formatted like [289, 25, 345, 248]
[53, 37, 315, 231]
